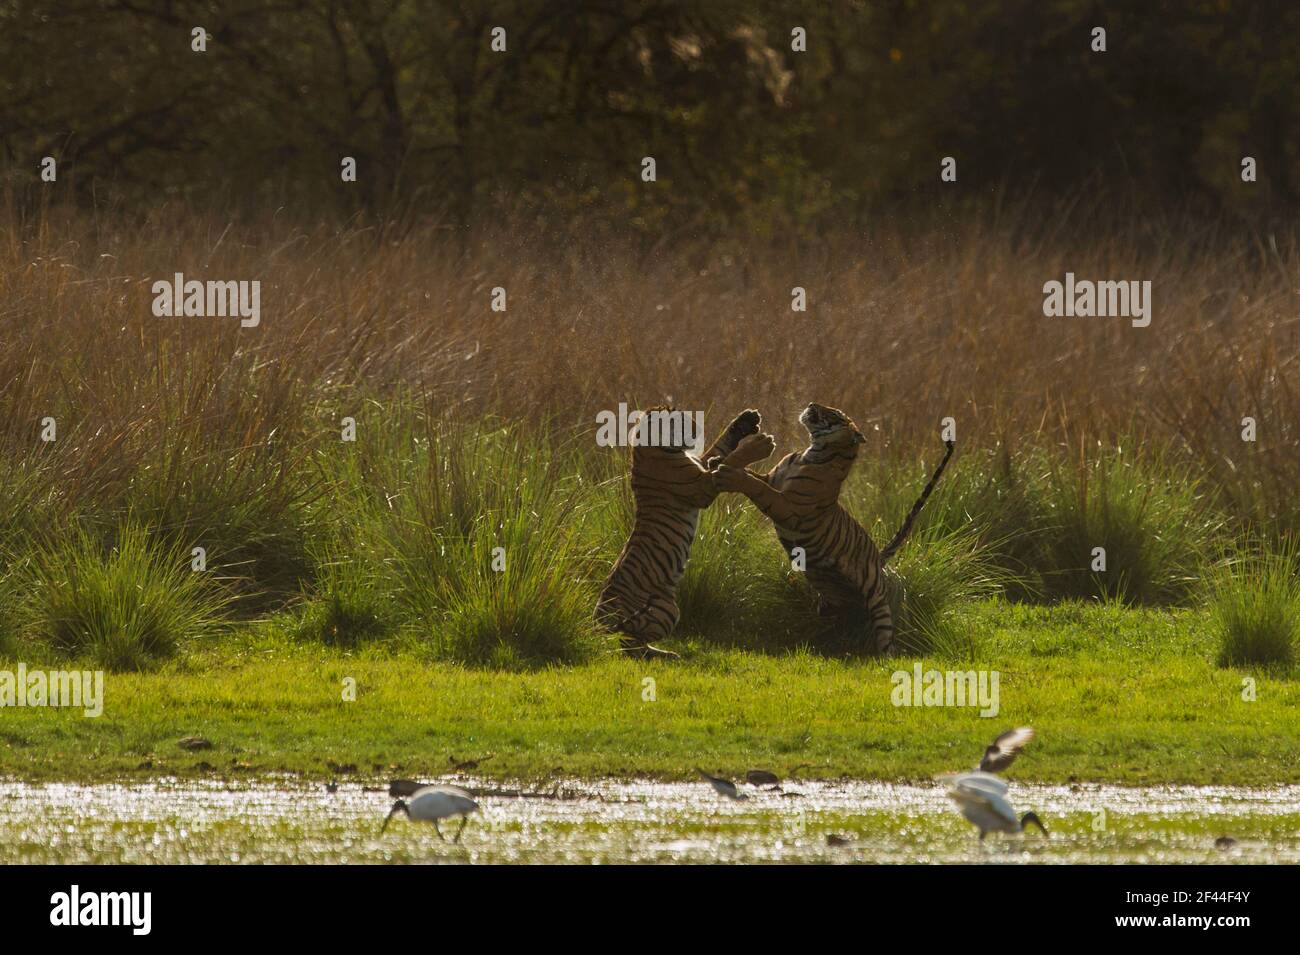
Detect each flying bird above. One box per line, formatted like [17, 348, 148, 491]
[978, 727, 1035, 773]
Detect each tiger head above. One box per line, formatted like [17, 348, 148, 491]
[632, 405, 699, 455]
[799, 403, 866, 449]
[630, 405, 712, 506]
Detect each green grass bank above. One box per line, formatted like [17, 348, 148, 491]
[2, 601, 1296, 786]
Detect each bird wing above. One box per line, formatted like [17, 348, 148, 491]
[979, 726, 1035, 773]
[946, 773, 1017, 826]
[947, 771, 1009, 797]
[411, 786, 480, 815]
[412, 785, 477, 802]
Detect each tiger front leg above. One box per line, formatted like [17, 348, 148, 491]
[686, 468, 723, 508]
[712, 464, 801, 525]
[686, 433, 774, 508]
[700, 409, 761, 464]
[718, 433, 775, 470]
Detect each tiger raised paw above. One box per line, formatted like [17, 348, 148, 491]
[596, 407, 774, 660]
[711, 431, 777, 472]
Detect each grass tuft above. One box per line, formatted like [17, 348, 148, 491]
[676, 497, 814, 650]
[1209, 539, 1300, 667]
[320, 410, 604, 667]
[1036, 444, 1223, 605]
[19, 523, 231, 671]
[292, 556, 398, 648]
[883, 525, 1005, 658]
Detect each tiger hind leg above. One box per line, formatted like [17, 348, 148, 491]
[826, 591, 895, 654]
[611, 596, 682, 660]
[868, 599, 896, 655]
[619, 635, 681, 660]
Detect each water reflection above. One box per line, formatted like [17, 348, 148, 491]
[2, 778, 1297, 864]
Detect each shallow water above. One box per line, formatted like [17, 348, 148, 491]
[2, 778, 1297, 864]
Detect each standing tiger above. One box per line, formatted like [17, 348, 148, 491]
[597, 407, 776, 659]
[713, 403, 954, 654]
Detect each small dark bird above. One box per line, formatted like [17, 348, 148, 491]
[697, 769, 748, 801]
[978, 727, 1035, 773]
[1215, 836, 1238, 850]
[745, 769, 781, 789]
[178, 736, 213, 751]
[826, 833, 852, 847]
[325, 780, 338, 794]
[389, 779, 428, 798]
[449, 754, 495, 771]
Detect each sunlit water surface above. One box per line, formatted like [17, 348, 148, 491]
[2, 778, 1297, 864]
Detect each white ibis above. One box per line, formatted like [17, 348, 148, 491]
[697, 769, 748, 801]
[381, 785, 480, 842]
[942, 771, 1047, 841]
[978, 727, 1035, 773]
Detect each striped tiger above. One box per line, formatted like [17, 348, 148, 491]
[596, 407, 776, 659]
[713, 403, 954, 653]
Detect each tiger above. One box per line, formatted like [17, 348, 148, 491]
[713, 403, 954, 654]
[596, 407, 776, 660]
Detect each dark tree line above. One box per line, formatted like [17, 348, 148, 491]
[1, 0, 1296, 232]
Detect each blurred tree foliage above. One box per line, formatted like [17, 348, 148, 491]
[0, 0, 1295, 233]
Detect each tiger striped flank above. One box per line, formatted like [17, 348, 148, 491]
[595, 407, 775, 659]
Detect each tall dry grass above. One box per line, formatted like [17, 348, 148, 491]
[3, 197, 1294, 508]
[0, 196, 1296, 665]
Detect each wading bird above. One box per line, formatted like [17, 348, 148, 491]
[697, 769, 748, 801]
[978, 727, 1035, 773]
[381, 785, 480, 842]
[745, 769, 781, 789]
[943, 772, 1047, 841]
